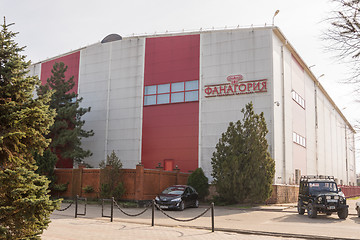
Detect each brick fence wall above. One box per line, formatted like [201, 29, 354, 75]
[54, 166, 360, 203]
[338, 185, 360, 198]
[53, 164, 190, 200]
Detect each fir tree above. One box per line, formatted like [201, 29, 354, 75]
[37, 62, 94, 167]
[211, 102, 275, 204]
[0, 17, 59, 239]
[34, 149, 58, 188]
[0, 19, 55, 169]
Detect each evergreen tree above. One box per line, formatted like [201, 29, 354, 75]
[187, 168, 209, 201]
[211, 102, 275, 204]
[0, 19, 55, 169]
[0, 17, 59, 239]
[34, 149, 58, 188]
[0, 168, 58, 239]
[99, 150, 125, 200]
[37, 62, 94, 167]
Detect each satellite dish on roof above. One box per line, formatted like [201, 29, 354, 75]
[101, 34, 122, 43]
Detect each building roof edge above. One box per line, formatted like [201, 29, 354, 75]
[272, 27, 355, 133]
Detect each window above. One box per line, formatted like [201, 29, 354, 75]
[172, 82, 184, 92]
[292, 90, 305, 109]
[144, 95, 156, 106]
[157, 94, 170, 104]
[185, 91, 198, 102]
[185, 80, 199, 91]
[293, 132, 306, 148]
[158, 84, 170, 94]
[145, 85, 156, 95]
[171, 92, 184, 103]
[144, 80, 199, 106]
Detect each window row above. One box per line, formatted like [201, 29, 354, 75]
[144, 80, 199, 106]
[293, 132, 306, 148]
[292, 90, 305, 109]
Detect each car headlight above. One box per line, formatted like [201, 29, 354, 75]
[171, 197, 181, 202]
[334, 196, 339, 200]
[155, 196, 159, 201]
[326, 196, 331, 200]
[318, 197, 322, 203]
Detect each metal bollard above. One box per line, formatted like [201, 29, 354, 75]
[211, 202, 214, 232]
[152, 199, 155, 226]
[111, 197, 114, 222]
[75, 195, 78, 218]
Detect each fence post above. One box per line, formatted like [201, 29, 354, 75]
[211, 202, 214, 232]
[135, 164, 144, 201]
[111, 197, 114, 222]
[152, 199, 155, 227]
[75, 195, 78, 218]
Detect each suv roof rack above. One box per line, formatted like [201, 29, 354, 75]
[300, 175, 335, 181]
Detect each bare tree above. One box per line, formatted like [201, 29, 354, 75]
[325, 0, 360, 85]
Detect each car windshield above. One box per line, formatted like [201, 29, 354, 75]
[161, 186, 185, 195]
[309, 182, 338, 193]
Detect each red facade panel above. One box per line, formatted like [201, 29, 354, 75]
[142, 35, 200, 173]
[40, 51, 80, 94]
[144, 35, 200, 85]
[40, 51, 81, 168]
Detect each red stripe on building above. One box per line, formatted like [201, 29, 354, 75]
[40, 51, 81, 168]
[40, 51, 80, 94]
[142, 35, 200, 173]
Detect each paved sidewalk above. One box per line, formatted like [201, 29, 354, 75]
[42, 215, 305, 240]
[42, 199, 360, 240]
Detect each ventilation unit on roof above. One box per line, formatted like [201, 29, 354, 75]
[101, 34, 122, 43]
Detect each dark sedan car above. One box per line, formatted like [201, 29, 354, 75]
[155, 185, 199, 211]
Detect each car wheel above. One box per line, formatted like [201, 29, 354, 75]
[179, 201, 185, 211]
[337, 208, 348, 219]
[357, 207, 360, 217]
[297, 201, 305, 215]
[194, 199, 199, 208]
[307, 203, 317, 218]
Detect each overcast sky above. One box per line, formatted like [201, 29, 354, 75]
[1, 0, 359, 172]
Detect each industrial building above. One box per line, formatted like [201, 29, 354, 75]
[29, 26, 356, 185]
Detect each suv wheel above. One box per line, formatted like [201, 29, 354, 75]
[297, 201, 305, 215]
[307, 203, 317, 218]
[337, 208, 348, 219]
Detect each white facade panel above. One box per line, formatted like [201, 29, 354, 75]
[200, 29, 274, 179]
[79, 38, 144, 168]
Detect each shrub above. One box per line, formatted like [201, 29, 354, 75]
[187, 168, 209, 200]
[83, 185, 94, 194]
[100, 183, 111, 199]
[99, 151, 125, 200]
[52, 182, 68, 192]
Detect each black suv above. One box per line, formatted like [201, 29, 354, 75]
[297, 176, 348, 219]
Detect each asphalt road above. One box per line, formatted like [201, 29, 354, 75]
[42, 199, 360, 240]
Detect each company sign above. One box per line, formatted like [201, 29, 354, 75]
[204, 74, 267, 98]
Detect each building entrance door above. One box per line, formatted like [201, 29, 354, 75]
[164, 159, 174, 171]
